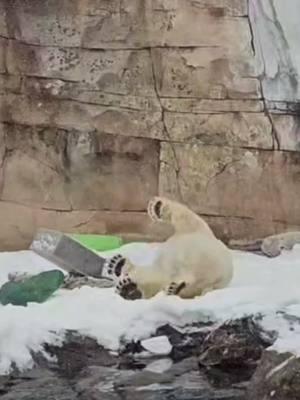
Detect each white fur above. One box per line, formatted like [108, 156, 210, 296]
[121, 197, 234, 299]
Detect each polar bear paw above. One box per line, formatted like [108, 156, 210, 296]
[103, 254, 126, 280]
[116, 276, 143, 300]
[165, 281, 186, 296]
[148, 196, 171, 223]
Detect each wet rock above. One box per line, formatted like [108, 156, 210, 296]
[247, 350, 300, 400]
[75, 365, 134, 400]
[40, 331, 117, 379]
[76, 357, 245, 400]
[0, 318, 275, 399]
[0, 368, 77, 400]
[198, 318, 273, 386]
[144, 358, 173, 373]
[156, 323, 211, 361]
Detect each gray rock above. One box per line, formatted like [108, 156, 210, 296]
[37, 331, 118, 379]
[2, 317, 283, 399]
[247, 350, 300, 400]
[0, 369, 77, 400]
[198, 317, 273, 386]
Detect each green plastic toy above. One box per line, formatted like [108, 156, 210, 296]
[0, 270, 65, 306]
[70, 234, 123, 251]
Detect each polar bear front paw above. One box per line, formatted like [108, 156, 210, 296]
[148, 197, 171, 223]
[116, 276, 143, 300]
[165, 281, 186, 296]
[103, 254, 126, 279]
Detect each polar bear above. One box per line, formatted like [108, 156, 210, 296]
[103, 197, 233, 300]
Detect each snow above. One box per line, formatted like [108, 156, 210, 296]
[0, 244, 300, 374]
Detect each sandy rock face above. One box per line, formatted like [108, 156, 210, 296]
[0, 0, 300, 249]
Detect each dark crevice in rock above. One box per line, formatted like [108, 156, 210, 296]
[0, 197, 289, 226]
[1, 35, 223, 51]
[258, 79, 281, 150]
[0, 133, 13, 199]
[156, 107, 264, 114]
[205, 158, 243, 192]
[149, 47, 185, 201]
[246, 0, 256, 57]
[246, 1, 280, 151]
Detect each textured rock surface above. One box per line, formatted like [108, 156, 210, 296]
[6, 317, 300, 400]
[1, 0, 300, 249]
[247, 350, 300, 400]
[0, 320, 264, 399]
[1, 317, 300, 399]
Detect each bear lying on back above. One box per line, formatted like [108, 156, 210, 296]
[103, 197, 233, 299]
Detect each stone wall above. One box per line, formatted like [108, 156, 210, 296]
[0, 0, 300, 250]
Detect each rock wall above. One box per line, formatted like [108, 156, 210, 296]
[0, 0, 300, 250]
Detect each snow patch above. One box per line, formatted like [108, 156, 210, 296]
[0, 244, 300, 373]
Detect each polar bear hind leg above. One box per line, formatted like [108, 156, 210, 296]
[147, 196, 213, 235]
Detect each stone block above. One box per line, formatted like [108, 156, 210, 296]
[0, 38, 6, 73]
[160, 142, 300, 223]
[161, 98, 264, 113]
[152, 0, 248, 17]
[22, 77, 161, 113]
[83, 1, 253, 51]
[1, 124, 160, 211]
[1, 94, 163, 140]
[5, 0, 252, 51]
[271, 114, 300, 152]
[164, 112, 273, 149]
[204, 214, 300, 244]
[0, 201, 35, 251]
[0, 200, 171, 250]
[0, 2, 7, 36]
[0, 74, 22, 94]
[2, 124, 70, 210]
[7, 42, 156, 97]
[0, 123, 5, 196]
[249, 0, 300, 102]
[152, 48, 259, 99]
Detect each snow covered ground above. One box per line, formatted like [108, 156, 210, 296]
[0, 243, 300, 374]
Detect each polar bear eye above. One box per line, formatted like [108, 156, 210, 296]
[154, 200, 162, 218]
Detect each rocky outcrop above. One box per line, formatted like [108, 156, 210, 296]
[2, 317, 300, 400]
[247, 350, 300, 400]
[1, 0, 300, 249]
[0, 319, 265, 400]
